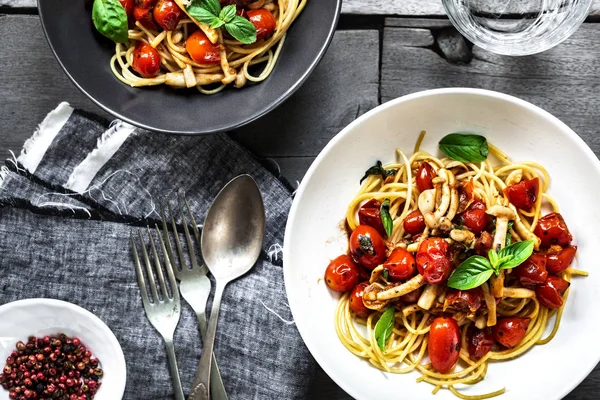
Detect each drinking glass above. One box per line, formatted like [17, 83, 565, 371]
[442, 0, 592, 55]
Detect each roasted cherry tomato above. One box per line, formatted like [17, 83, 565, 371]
[399, 287, 422, 304]
[358, 199, 385, 237]
[534, 212, 573, 248]
[467, 326, 494, 360]
[133, 6, 158, 29]
[137, 0, 158, 8]
[460, 209, 487, 235]
[469, 199, 486, 211]
[186, 30, 221, 64]
[474, 231, 493, 256]
[349, 225, 387, 270]
[444, 288, 483, 314]
[416, 238, 452, 285]
[429, 317, 460, 373]
[403, 210, 425, 236]
[416, 162, 436, 192]
[349, 282, 371, 318]
[247, 8, 277, 41]
[457, 179, 474, 213]
[493, 318, 530, 348]
[503, 177, 539, 212]
[153, 0, 183, 31]
[546, 245, 577, 274]
[131, 42, 161, 78]
[118, 0, 134, 17]
[383, 248, 416, 281]
[514, 253, 548, 287]
[324, 255, 360, 292]
[536, 275, 570, 309]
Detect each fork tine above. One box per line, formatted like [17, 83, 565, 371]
[159, 202, 180, 278]
[138, 229, 160, 303]
[156, 224, 180, 301]
[168, 200, 188, 271]
[147, 226, 169, 301]
[178, 194, 199, 270]
[131, 232, 151, 308]
[183, 194, 201, 244]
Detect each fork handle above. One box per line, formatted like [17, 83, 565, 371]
[164, 338, 185, 400]
[196, 313, 228, 400]
[188, 282, 226, 400]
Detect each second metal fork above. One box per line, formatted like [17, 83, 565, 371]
[160, 196, 228, 400]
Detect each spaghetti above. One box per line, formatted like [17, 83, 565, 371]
[109, 0, 306, 94]
[325, 132, 585, 399]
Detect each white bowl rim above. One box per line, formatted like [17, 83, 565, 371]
[283, 87, 600, 400]
[0, 298, 127, 399]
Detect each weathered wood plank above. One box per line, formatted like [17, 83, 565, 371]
[4, 0, 600, 15]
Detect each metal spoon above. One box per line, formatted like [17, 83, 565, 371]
[188, 175, 265, 400]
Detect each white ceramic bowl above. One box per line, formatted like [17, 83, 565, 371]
[284, 88, 600, 400]
[0, 299, 126, 400]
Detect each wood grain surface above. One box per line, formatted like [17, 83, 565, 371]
[3, 0, 600, 16]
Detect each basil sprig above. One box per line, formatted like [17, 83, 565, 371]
[447, 240, 534, 290]
[92, 0, 129, 43]
[186, 0, 257, 44]
[374, 306, 395, 351]
[380, 199, 393, 238]
[360, 161, 398, 184]
[439, 133, 489, 163]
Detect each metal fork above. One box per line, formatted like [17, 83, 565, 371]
[131, 227, 185, 400]
[160, 196, 228, 400]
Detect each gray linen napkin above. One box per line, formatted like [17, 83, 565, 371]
[0, 103, 314, 399]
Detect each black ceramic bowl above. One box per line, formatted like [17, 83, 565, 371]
[38, 0, 341, 134]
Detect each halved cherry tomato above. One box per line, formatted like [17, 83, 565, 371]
[536, 275, 570, 309]
[546, 245, 577, 274]
[429, 317, 460, 373]
[247, 8, 277, 41]
[416, 162, 436, 192]
[186, 30, 221, 64]
[358, 199, 385, 236]
[514, 253, 548, 287]
[133, 6, 157, 29]
[153, 0, 183, 31]
[534, 212, 573, 248]
[444, 288, 483, 314]
[399, 287, 422, 304]
[349, 282, 371, 318]
[416, 238, 451, 285]
[493, 318, 530, 348]
[350, 225, 387, 270]
[324, 255, 360, 292]
[383, 248, 416, 281]
[457, 179, 475, 213]
[503, 177, 539, 212]
[131, 42, 161, 78]
[403, 210, 425, 236]
[118, 0, 134, 17]
[467, 326, 494, 360]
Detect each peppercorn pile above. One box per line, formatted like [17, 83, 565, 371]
[0, 334, 103, 400]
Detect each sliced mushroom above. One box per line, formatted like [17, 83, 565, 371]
[362, 283, 390, 311]
[450, 229, 475, 244]
[369, 265, 385, 284]
[445, 169, 459, 222]
[418, 189, 436, 215]
[508, 204, 542, 250]
[486, 205, 517, 297]
[364, 274, 426, 301]
[505, 169, 523, 186]
[417, 284, 438, 310]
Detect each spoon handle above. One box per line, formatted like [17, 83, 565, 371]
[188, 282, 226, 400]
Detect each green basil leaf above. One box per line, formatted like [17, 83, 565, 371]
[439, 133, 489, 163]
[92, 0, 128, 43]
[497, 240, 534, 270]
[382, 268, 389, 282]
[447, 255, 493, 290]
[187, 0, 221, 16]
[506, 221, 514, 246]
[380, 198, 393, 238]
[374, 306, 395, 351]
[225, 15, 257, 44]
[488, 249, 499, 268]
[359, 161, 397, 184]
[220, 4, 237, 23]
[210, 17, 225, 29]
[186, 4, 219, 25]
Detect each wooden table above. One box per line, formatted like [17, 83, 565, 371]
[1, 1, 600, 399]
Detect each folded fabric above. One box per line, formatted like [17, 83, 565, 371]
[0, 103, 314, 399]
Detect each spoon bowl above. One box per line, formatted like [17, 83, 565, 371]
[201, 175, 266, 281]
[189, 174, 265, 400]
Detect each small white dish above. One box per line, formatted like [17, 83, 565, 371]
[284, 88, 600, 400]
[0, 298, 126, 400]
